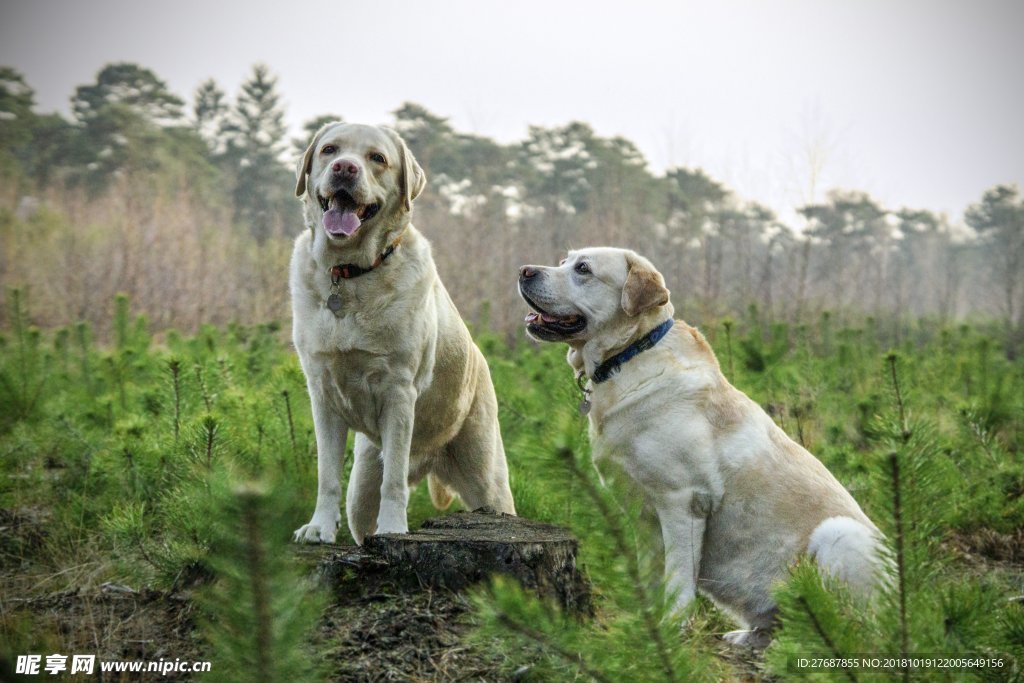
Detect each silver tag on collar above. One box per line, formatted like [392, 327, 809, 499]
[327, 293, 343, 316]
[579, 399, 591, 416]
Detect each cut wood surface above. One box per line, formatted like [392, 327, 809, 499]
[296, 507, 592, 614]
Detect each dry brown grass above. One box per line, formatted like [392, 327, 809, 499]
[1, 173, 976, 345]
[2, 179, 292, 339]
[2, 182, 578, 342]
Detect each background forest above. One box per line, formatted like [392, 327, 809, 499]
[2, 62, 1022, 353]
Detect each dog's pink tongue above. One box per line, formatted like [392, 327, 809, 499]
[323, 209, 362, 236]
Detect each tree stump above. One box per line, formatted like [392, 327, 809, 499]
[299, 508, 591, 614]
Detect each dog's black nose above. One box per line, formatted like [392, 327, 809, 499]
[520, 265, 539, 281]
[331, 160, 359, 178]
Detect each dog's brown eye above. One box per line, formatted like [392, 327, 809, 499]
[575, 261, 590, 274]
[369, 152, 387, 164]
[321, 144, 337, 155]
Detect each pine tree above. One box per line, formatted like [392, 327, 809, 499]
[193, 78, 229, 156]
[392, 102, 471, 182]
[69, 63, 186, 184]
[72, 62, 184, 127]
[0, 68, 35, 163]
[224, 64, 290, 241]
[966, 186, 1024, 357]
[230, 65, 286, 159]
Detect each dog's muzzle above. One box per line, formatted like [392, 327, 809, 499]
[518, 267, 587, 340]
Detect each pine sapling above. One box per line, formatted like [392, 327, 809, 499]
[475, 444, 716, 683]
[280, 389, 298, 465]
[556, 446, 679, 683]
[888, 451, 910, 682]
[167, 358, 182, 443]
[768, 352, 952, 679]
[722, 318, 735, 379]
[195, 363, 214, 413]
[200, 480, 323, 683]
[0, 287, 48, 422]
[202, 415, 218, 471]
[75, 321, 93, 396]
[114, 293, 131, 351]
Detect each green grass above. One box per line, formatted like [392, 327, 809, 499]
[1, 290, 1023, 680]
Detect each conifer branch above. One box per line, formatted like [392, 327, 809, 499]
[495, 613, 615, 683]
[558, 448, 679, 683]
[281, 389, 297, 460]
[888, 452, 910, 681]
[239, 489, 273, 682]
[195, 363, 213, 412]
[796, 596, 858, 683]
[887, 354, 910, 444]
[168, 359, 182, 443]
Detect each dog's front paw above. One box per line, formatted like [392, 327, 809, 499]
[293, 513, 338, 544]
[374, 521, 409, 536]
[374, 501, 409, 536]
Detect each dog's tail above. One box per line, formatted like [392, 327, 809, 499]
[808, 516, 889, 598]
[427, 473, 454, 510]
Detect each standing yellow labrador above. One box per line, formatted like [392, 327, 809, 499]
[518, 247, 884, 646]
[291, 122, 514, 544]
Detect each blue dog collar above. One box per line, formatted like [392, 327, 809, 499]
[591, 318, 675, 384]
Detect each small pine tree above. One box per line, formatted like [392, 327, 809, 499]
[766, 353, 1016, 679]
[474, 445, 721, 681]
[200, 479, 323, 683]
[0, 288, 49, 427]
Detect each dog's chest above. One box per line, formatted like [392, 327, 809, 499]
[308, 352, 393, 433]
[303, 304, 370, 352]
[293, 279, 439, 438]
[294, 273, 398, 352]
[587, 388, 713, 494]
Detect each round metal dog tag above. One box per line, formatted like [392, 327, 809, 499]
[579, 399, 591, 416]
[327, 294, 343, 315]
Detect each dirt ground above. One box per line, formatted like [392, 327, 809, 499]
[3, 507, 1022, 682]
[0, 508, 528, 682]
[0, 508, 194, 681]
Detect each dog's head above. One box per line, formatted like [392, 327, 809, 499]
[518, 247, 672, 346]
[294, 122, 426, 242]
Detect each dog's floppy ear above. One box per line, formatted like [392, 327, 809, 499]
[294, 121, 342, 198]
[383, 127, 427, 212]
[621, 254, 670, 317]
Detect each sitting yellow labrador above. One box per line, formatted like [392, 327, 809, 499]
[518, 247, 884, 646]
[290, 122, 515, 544]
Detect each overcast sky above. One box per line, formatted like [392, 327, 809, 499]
[2, 0, 1022, 223]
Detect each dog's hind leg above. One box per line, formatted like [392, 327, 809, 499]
[346, 434, 383, 545]
[442, 404, 515, 515]
[427, 473, 454, 510]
